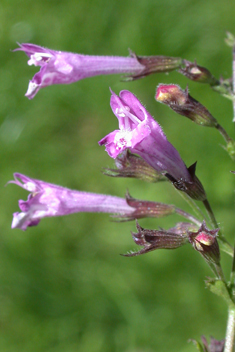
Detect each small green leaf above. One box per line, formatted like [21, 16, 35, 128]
[189, 339, 206, 352]
[225, 32, 235, 47]
[205, 278, 234, 308]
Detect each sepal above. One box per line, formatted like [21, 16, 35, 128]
[103, 150, 166, 182]
[124, 51, 183, 80]
[166, 162, 207, 201]
[123, 221, 196, 257]
[113, 192, 176, 221]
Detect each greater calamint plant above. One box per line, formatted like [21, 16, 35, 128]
[11, 33, 235, 351]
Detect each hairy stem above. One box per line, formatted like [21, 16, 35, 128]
[233, 46, 235, 123]
[215, 123, 233, 144]
[176, 190, 205, 222]
[224, 308, 235, 352]
[174, 207, 201, 226]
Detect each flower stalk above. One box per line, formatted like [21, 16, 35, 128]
[224, 307, 235, 352]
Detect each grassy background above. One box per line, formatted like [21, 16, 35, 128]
[1, 0, 235, 351]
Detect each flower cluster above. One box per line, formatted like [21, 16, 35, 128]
[11, 41, 233, 350]
[11, 44, 219, 267]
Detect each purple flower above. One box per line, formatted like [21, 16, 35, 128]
[9, 173, 136, 230]
[15, 44, 183, 99]
[9, 174, 180, 231]
[15, 43, 145, 99]
[99, 89, 191, 183]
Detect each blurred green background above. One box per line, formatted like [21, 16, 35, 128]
[1, 0, 235, 351]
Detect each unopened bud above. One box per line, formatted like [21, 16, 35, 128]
[156, 84, 218, 127]
[188, 220, 220, 264]
[178, 60, 219, 85]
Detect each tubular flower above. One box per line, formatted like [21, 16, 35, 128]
[9, 174, 180, 231]
[99, 89, 192, 183]
[9, 173, 137, 230]
[15, 43, 145, 99]
[15, 44, 182, 99]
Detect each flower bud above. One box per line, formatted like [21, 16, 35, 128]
[155, 84, 218, 127]
[188, 220, 220, 264]
[178, 60, 219, 85]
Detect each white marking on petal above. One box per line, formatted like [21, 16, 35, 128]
[114, 130, 132, 149]
[24, 181, 37, 192]
[28, 52, 52, 66]
[12, 212, 27, 228]
[25, 81, 39, 97]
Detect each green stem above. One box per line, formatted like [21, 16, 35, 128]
[202, 198, 218, 228]
[230, 244, 235, 290]
[206, 261, 225, 281]
[174, 207, 201, 226]
[203, 199, 233, 257]
[224, 308, 235, 352]
[233, 46, 235, 123]
[176, 189, 205, 222]
[215, 123, 233, 144]
[215, 263, 226, 282]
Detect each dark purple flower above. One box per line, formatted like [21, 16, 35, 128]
[99, 89, 191, 183]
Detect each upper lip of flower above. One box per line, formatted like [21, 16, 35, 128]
[14, 43, 54, 65]
[99, 89, 192, 183]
